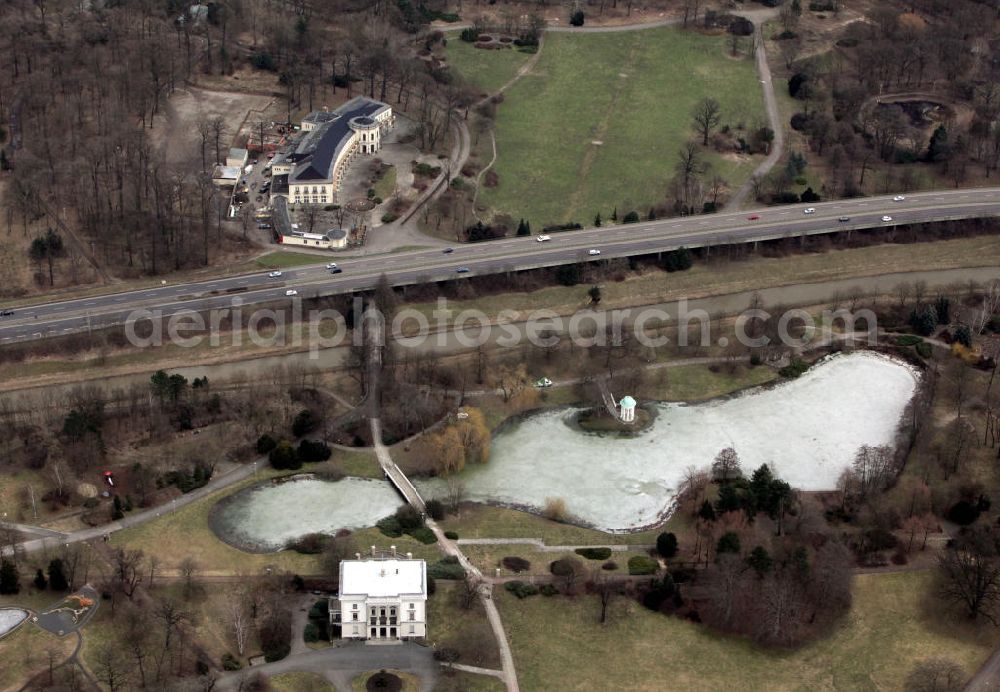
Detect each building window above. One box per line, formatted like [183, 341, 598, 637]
[408, 603, 414, 609]
[409, 625, 415, 634]
[408, 611, 414, 621]
[353, 604, 358, 610]
[352, 613, 358, 621]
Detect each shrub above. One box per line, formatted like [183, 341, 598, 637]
[395, 505, 424, 531]
[297, 439, 331, 463]
[601, 560, 618, 571]
[622, 210, 640, 224]
[308, 599, 329, 620]
[292, 409, 320, 437]
[916, 342, 933, 358]
[381, 213, 399, 223]
[569, 9, 585, 26]
[542, 497, 569, 521]
[425, 499, 445, 520]
[251, 51, 276, 71]
[83, 497, 99, 509]
[504, 580, 539, 598]
[221, 653, 242, 671]
[502, 556, 531, 573]
[947, 499, 981, 526]
[656, 532, 678, 558]
[427, 559, 465, 580]
[895, 335, 923, 347]
[460, 27, 478, 42]
[627, 555, 659, 575]
[407, 527, 438, 544]
[256, 434, 277, 454]
[303, 622, 319, 642]
[434, 647, 460, 663]
[539, 583, 559, 596]
[575, 547, 612, 561]
[550, 557, 582, 577]
[286, 533, 328, 554]
[779, 358, 810, 378]
[376, 516, 403, 538]
[268, 441, 300, 470]
[444, 530, 459, 540]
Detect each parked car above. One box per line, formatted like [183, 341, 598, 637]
[285, 289, 298, 296]
[893, 195, 906, 201]
[536, 235, 551, 242]
[803, 207, 816, 214]
[838, 216, 851, 222]
[882, 215, 893, 222]
[268, 271, 283, 278]
[534, 377, 553, 388]
[588, 249, 601, 256]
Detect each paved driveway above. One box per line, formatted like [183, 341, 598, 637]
[215, 641, 438, 692]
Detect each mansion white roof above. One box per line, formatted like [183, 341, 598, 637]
[339, 558, 426, 599]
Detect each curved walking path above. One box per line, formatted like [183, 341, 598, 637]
[727, 9, 784, 210]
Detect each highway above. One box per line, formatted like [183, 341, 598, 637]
[1, 187, 999, 344]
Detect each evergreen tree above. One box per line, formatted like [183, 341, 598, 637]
[0, 559, 20, 595]
[594, 212, 602, 227]
[610, 207, 618, 222]
[516, 218, 529, 236]
[656, 532, 678, 558]
[748, 546, 773, 575]
[926, 125, 950, 163]
[34, 568, 47, 590]
[588, 285, 602, 305]
[112, 495, 125, 520]
[934, 295, 951, 325]
[647, 208, 657, 221]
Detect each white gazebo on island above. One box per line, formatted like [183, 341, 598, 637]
[619, 395, 637, 423]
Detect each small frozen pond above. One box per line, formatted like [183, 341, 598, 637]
[0, 608, 28, 638]
[417, 352, 918, 531]
[210, 476, 402, 552]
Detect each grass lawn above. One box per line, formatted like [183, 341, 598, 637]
[444, 34, 537, 95]
[273, 671, 336, 692]
[660, 363, 777, 401]
[254, 251, 329, 269]
[372, 165, 398, 201]
[425, 582, 502, 670]
[475, 27, 765, 226]
[435, 670, 507, 692]
[497, 570, 1000, 690]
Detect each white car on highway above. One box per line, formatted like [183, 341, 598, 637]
[893, 195, 906, 201]
[326, 263, 338, 269]
[803, 207, 816, 214]
[537, 235, 551, 242]
[267, 271, 283, 278]
[882, 215, 893, 222]
[588, 249, 601, 256]
[285, 289, 298, 296]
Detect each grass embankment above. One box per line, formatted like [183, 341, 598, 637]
[426, 582, 503, 670]
[469, 26, 763, 226]
[254, 251, 334, 269]
[497, 570, 999, 690]
[372, 165, 398, 202]
[443, 34, 537, 95]
[436, 670, 507, 692]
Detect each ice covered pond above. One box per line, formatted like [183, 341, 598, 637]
[417, 352, 919, 531]
[0, 608, 28, 638]
[209, 476, 402, 552]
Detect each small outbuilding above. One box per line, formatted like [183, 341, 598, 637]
[619, 395, 637, 423]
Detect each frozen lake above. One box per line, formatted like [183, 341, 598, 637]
[210, 476, 402, 552]
[417, 352, 919, 531]
[0, 608, 28, 639]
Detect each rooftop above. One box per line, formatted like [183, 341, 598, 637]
[289, 97, 391, 184]
[339, 558, 426, 599]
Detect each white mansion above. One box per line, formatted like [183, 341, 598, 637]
[270, 96, 394, 207]
[331, 553, 427, 641]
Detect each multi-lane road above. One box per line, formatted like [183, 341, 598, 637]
[2, 188, 999, 344]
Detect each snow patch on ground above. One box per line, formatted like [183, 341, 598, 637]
[0, 608, 28, 638]
[418, 352, 918, 531]
[210, 477, 402, 551]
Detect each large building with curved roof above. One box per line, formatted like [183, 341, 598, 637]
[270, 96, 393, 207]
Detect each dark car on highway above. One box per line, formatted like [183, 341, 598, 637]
[0, 309, 13, 317]
[329, 267, 343, 274]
